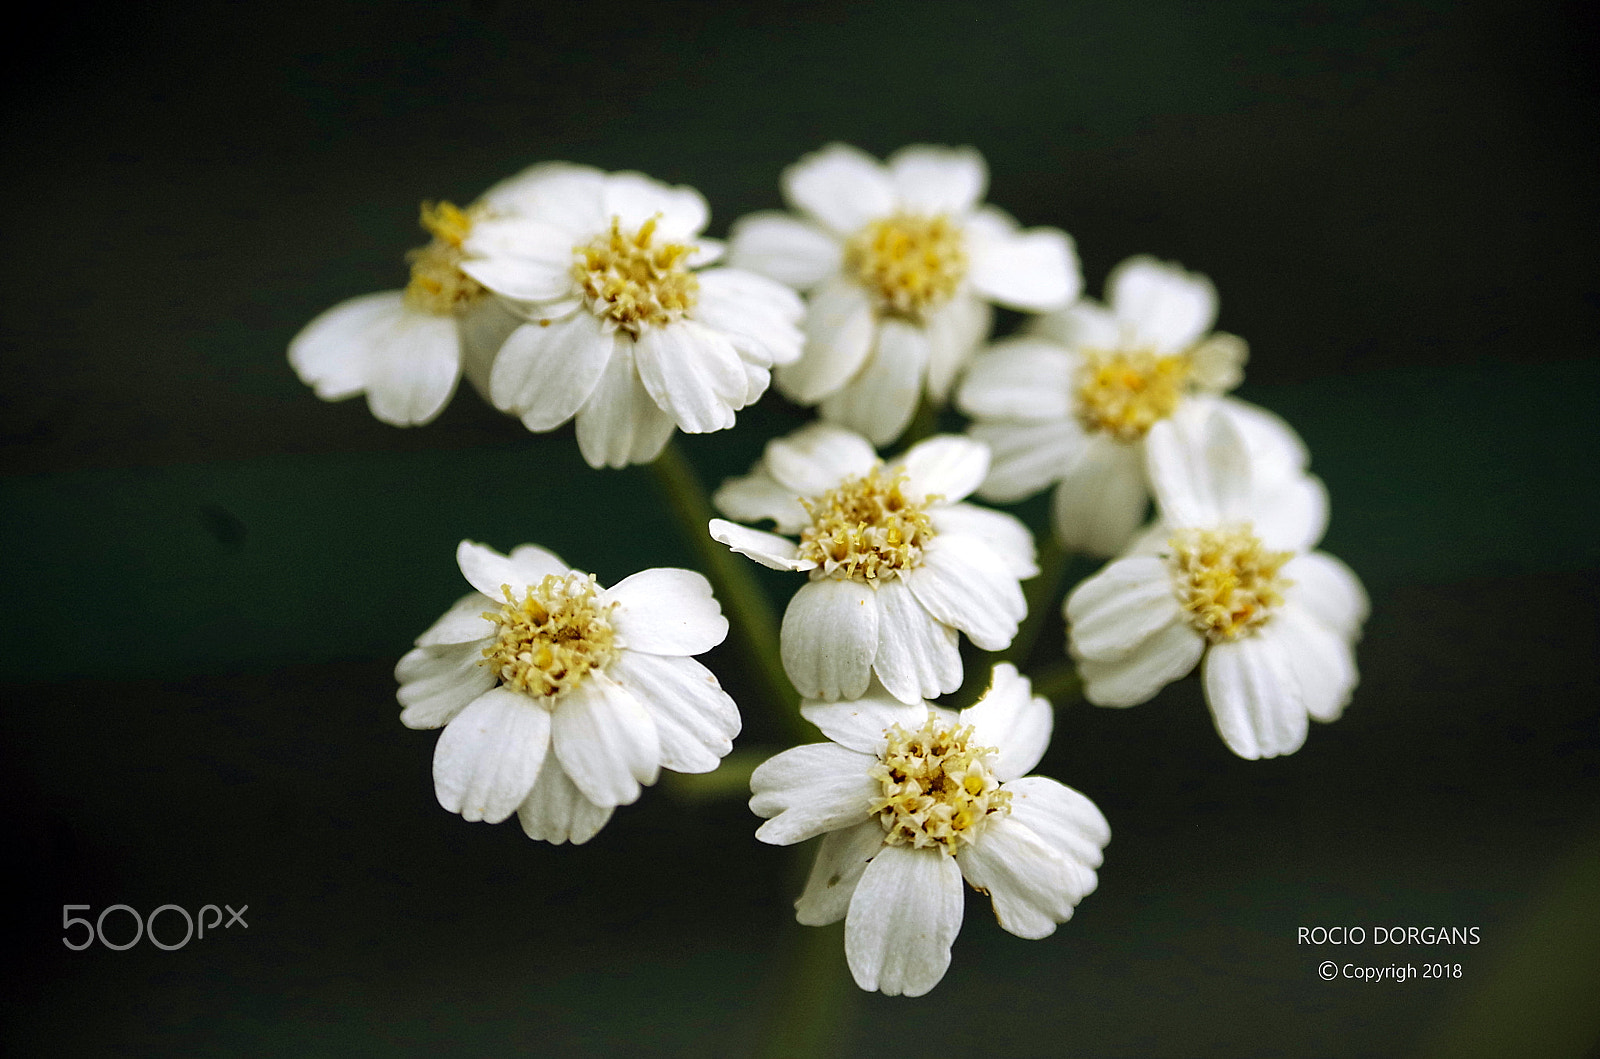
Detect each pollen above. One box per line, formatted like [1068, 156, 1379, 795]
[1167, 525, 1292, 643]
[1075, 348, 1192, 442]
[844, 213, 967, 318]
[403, 200, 487, 315]
[871, 716, 1010, 854]
[480, 573, 619, 703]
[573, 215, 699, 336]
[796, 465, 937, 583]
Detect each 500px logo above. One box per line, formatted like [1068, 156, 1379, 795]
[62, 904, 248, 951]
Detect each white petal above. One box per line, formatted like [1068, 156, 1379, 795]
[906, 536, 1025, 652]
[781, 578, 880, 701]
[967, 223, 1081, 312]
[958, 816, 1084, 939]
[1108, 255, 1217, 352]
[709, 519, 815, 571]
[922, 294, 992, 402]
[455, 539, 567, 600]
[1145, 407, 1253, 529]
[456, 297, 524, 396]
[782, 143, 896, 236]
[1251, 471, 1329, 554]
[687, 237, 725, 268]
[692, 268, 806, 368]
[886, 144, 988, 215]
[736, 355, 771, 409]
[303, 291, 461, 427]
[607, 567, 728, 656]
[763, 421, 878, 497]
[800, 690, 929, 754]
[960, 663, 1051, 780]
[623, 404, 677, 465]
[414, 590, 498, 647]
[601, 171, 709, 241]
[796, 820, 887, 926]
[845, 843, 963, 997]
[931, 504, 1038, 579]
[778, 276, 877, 404]
[898, 433, 989, 503]
[507, 543, 569, 584]
[750, 742, 879, 844]
[606, 651, 740, 773]
[956, 336, 1077, 421]
[488, 311, 610, 423]
[1050, 434, 1150, 557]
[1212, 395, 1309, 485]
[712, 469, 808, 533]
[551, 671, 661, 807]
[289, 292, 418, 403]
[1282, 551, 1369, 639]
[1122, 519, 1176, 558]
[1065, 556, 1182, 661]
[1272, 607, 1359, 723]
[634, 321, 744, 434]
[970, 419, 1087, 504]
[1186, 333, 1249, 394]
[432, 687, 551, 823]
[516, 760, 615, 845]
[572, 341, 676, 470]
[1203, 633, 1308, 759]
[726, 211, 844, 290]
[477, 160, 585, 213]
[396, 642, 497, 729]
[1005, 775, 1111, 876]
[872, 578, 963, 704]
[819, 318, 927, 446]
[1030, 299, 1121, 350]
[482, 163, 607, 235]
[458, 221, 577, 302]
[365, 330, 463, 431]
[1077, 618, 1204, 707]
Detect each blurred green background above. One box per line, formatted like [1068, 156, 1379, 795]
[3, 1, 1596, 1055]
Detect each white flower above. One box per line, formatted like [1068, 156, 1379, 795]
[288, 167, 558, 427]
[1064, 407, 1369, 759]
[957, 255, 1308, 557]
[749, 664, 1110, 997]
[709, 423, 1036, 704]
[454, 164, 804, 468]
[396, 540, 741, 843]
[727, 143, 1081, 446]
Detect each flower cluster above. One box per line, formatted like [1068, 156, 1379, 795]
[291, 142, 1367, 998]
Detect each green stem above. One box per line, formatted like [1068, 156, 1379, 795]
[1027, 659, 1083, 706]
[650, 439, 801, 731]
[1000, 531, 1070, 671]
[757, 848, 856, 1058]
[897, 393, 942, 448]
[661, 747, 774, 802]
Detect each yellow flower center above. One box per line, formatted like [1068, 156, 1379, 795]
[481, 574, 618, 703]
[796, 465, 937, 583]
[844, 213, 967, 318]
[403, 200, 488, 315]
[572, 215, 699, 336]
[1167, 525, 1292, 643]
[1075, 348, 1193, 442]
[871, 716, 1011, 854]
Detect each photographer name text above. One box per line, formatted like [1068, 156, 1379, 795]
[1297, 925, 1479, 946]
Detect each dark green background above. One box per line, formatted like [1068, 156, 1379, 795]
[3, 2, 1597, 1055]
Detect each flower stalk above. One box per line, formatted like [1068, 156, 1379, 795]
[650, 439, 803, 736]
